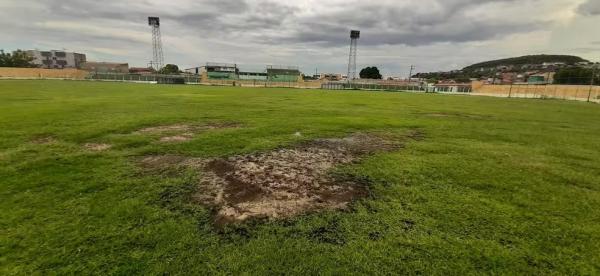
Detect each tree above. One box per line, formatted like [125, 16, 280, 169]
[554, 67, 599, 85]
[158, 64, 180, 74]
[0, 49, 36, 68]
[359, 66, 382, 79]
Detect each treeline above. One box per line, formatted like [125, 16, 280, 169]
[554, 67, 599, 85]
[413, 72, 478, 83]
[463, 55, 588, 71]
[0, 50, 35, 67]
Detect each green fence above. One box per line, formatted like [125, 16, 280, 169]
[86, 72, 200, 84]
[207, 72, 236, 80]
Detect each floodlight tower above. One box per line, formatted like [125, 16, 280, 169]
[148, 17, 164, 71]
[347, 30, 360, 81]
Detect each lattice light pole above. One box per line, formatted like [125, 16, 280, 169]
[148, 17, 164, 71]
[347, 30, 360, 81]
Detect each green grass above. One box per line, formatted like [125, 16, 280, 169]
[1, 80, 599, 274]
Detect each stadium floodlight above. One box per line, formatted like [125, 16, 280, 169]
[148, 17, 164, 71]
[347, 30, 360, 81]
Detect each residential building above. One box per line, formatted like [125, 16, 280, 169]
[24, 50, 86, 69]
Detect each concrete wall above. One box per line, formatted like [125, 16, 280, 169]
[0, 67, 89, 79]
[472, 81, 600, 102]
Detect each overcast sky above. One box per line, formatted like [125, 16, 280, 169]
[1, 0, 599, 76]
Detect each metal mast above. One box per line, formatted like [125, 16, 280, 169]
[347, 30, 360, 80]
[148, 17, 164, 71]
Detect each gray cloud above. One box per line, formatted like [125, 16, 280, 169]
[578, 0, 600, 15]
[1, 0, 598, 75]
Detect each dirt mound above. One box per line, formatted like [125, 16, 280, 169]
[195, 133, 405, 225]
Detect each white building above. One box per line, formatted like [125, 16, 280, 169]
[24, 50, 86, 69]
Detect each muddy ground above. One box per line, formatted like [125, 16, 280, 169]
[140, 131, 420, 225]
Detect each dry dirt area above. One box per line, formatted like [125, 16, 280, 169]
[420, 112, 489, 119]
[30, 136, 57, 144]
[83, 143, 112, 151]
[135, 122, 240, 143]
[159, 133, 194, 142]
[140, 132, 420, 225]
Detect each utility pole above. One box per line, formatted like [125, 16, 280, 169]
[408, 65, 415, 82]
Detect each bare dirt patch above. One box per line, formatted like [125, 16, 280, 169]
[136, 122, 240, 134]
[140, 155, 191, 169]
[136, 124, 196, 134]
[135, 122, 241, 143]
[30, 136, 57, 145]
[83, 143, 112, 151]
[195, 133, 405, 225]
[420, 112, 489, 119]
[139, 131, 420, 225]
[159, 133, 194, 143]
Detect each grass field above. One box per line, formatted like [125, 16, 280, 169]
[1, 80, 599, 274]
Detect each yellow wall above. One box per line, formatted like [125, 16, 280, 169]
[472, 81, 600, 101]
[0, 67, 89, 79]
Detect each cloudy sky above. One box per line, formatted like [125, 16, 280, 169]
[1, 0, 599, 76]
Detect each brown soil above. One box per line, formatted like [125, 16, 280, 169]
[83, 143, 112, 151]
[136, 122, 240, 134]
[136, 124, 195, 134]
[194, 133, 404, 225]
[421, 112, 488, 119]
[31, 136, 57, 144]
[159, 133, 194, 142]
[139, 155, 191, 169]
[136, 122, 241, 143]
[138, 132, 419, 225]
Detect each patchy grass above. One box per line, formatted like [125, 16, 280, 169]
[1, 80, 599, 274]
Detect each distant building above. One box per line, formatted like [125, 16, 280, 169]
[238, 71, 267, 80]
[527, 73, 555, 84]
[24, 50, 86, 69]
[317, 73, 343, 81]
[129, 67, 155, 74]
[81, 62, 129, 73]
[184, 67, 202, 75]
[501, 72, 518, 84]
[432, 83, 472, 93]
[203, 63, 238, 80]
[266, 65, 301, 82]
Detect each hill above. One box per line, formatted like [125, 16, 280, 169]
[463, 54, 588, 71]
